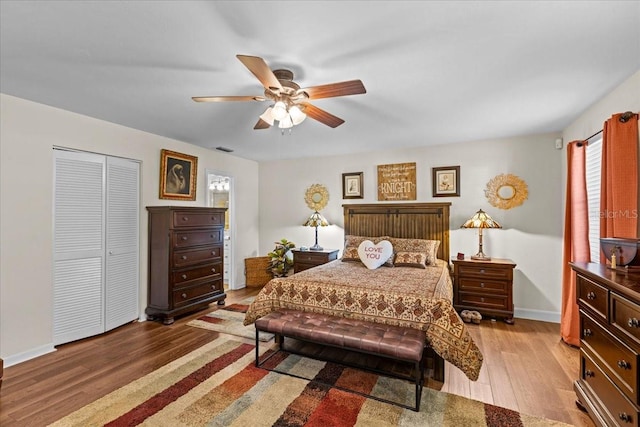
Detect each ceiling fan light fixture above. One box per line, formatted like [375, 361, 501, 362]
[259, 107, 274, 126]
[272, 101, 288, 121]
[278, 114, 294, 129]
[289, 105, 306, 125]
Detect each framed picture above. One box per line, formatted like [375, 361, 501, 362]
[159, 149, 198, 200]
[432, 166, 460, 197]
[342, 172, 363, 199]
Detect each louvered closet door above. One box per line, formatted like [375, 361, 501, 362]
[105, 157, 139, 330]
[53, 150, 106, 345]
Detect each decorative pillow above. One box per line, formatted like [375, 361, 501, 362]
[388, 237, 441, 266]
[357, 240, 394, 270]
[393, 251, 427, 268]
[342, 235, 394, 266]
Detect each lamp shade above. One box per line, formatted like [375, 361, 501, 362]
[289, 105, 307, 125]
[461, 209, 501, 260]
[272, 101, 288, 121]
[303, 211, 329, 227]
[259, 107, 275, 126]
[460, 209, 502, 229]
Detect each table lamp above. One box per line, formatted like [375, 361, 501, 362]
[460, 209, 502, 260]
[304, 211, 329, 251]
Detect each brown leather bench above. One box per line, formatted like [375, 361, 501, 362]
[254, 309, 426, 411]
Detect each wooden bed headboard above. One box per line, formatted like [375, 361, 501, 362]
[342, 202, 451, 263]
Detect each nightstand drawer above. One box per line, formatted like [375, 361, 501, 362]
[458, 277, 508, 293]
[457, 264, 512, 280]
[292, 249, 339, 273]
[457, 292, 509, 311]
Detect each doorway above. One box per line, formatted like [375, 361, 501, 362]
[205, 171, 236, 290]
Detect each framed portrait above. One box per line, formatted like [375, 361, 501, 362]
[342, 172, 363, 199]
[432, 166, 460, 197]
[159, 149, 198, 200]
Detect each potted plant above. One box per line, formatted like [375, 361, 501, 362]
[268, 238, 296, 277]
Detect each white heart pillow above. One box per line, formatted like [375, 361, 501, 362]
[358, 240, 393, 270]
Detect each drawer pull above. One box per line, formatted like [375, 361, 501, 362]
[211, 268, 216, 273]
[480, 282, 485, 288]
[619, 413, 632, 423]
[586, 291, 596, 300]
[629, 318, 640, 328]
[181, 293, 187, 299]
[181, 274, 187, 280]
[585, 370, 594, 378]
[212, 251, 216, 255]
[617, 360, 631, 370]
[182, 216, 188, 221]
[181, 255, 187, 260]
[479, 269, 485, 274]
[583, 328, 593, 337]
[181, 236, 188, 241]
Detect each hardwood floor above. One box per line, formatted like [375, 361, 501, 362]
[1, 287, 594, 426]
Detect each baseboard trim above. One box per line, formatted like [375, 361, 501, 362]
[514, 307, 560, 324]
[3, 344, 56, 368]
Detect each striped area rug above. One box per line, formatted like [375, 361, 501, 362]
[49, 336, 572, 427]
[187, 299, 274, 342]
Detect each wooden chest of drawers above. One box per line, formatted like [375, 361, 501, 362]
[292, 249, 339, 273]
[572, 262, 640, 427]
[452, 257, 516, 324]
[146, 206, 227, 324]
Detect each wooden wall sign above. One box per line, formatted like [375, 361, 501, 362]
[377, 162, 417, 201]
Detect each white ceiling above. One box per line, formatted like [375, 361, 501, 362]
[1, 1, 638, 162]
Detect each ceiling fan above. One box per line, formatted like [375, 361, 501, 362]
[192, 55, 366, 130]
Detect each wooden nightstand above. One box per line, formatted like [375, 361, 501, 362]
[292, 249, 339, 273]
[452, 257, 516, 324]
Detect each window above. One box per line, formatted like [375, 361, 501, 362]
[585, 137, 602, 262]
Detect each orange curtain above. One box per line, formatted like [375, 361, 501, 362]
[600, 112, 639, 247]
[561, 141, 590, 347]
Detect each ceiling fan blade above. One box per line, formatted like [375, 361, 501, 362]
[236, 55, 283, 92]
[301, 80, 366, 100]
[253, 118, 271, 130]
[192, 95, 265, 102]
[302, 103, 345, 128]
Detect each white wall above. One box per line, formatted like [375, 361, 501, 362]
[0, 94, 260, 366]
[259, 133, 565, 322]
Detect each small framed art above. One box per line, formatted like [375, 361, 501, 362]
[342, 172, 363, 199]
[159, 149, 198, 200]
[432, 166, 460, 197]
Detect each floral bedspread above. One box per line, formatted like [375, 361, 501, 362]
[243, 259, 483, 381]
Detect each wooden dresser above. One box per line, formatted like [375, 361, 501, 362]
[571, 262, 640, 427]
[146, 206, 227, 324]
[452, 257, 517, 324]
[291, 249, 339, 273]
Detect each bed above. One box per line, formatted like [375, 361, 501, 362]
[243, 202, 483, 381]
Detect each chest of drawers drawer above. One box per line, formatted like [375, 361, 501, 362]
[172, 262, 222, 286]
[582, 351, 639, 427]
[173, 279, 223, 308]
[172, 211, 225, 228]
[577, 274, 608, 320]
[172, 246, 221, 268]
[582, 312, 638, 404]
[173, 229, 223, 249]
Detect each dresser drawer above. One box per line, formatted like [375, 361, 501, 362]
[612, 293, 640, 348]
[457, 292, 509, 311]
[173, 246, 222, 268]
[582, 351, 639, 427]
[172, 211, 224, 228]
[173, 280, 223, 308]
[173, 229, 223, 248]
[457, 264, 512, 280]
[577, 274, 608, 320]
[582, 313, 638, 404]
[458, 277, 508, 294]
[172, 262, 222, 286]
